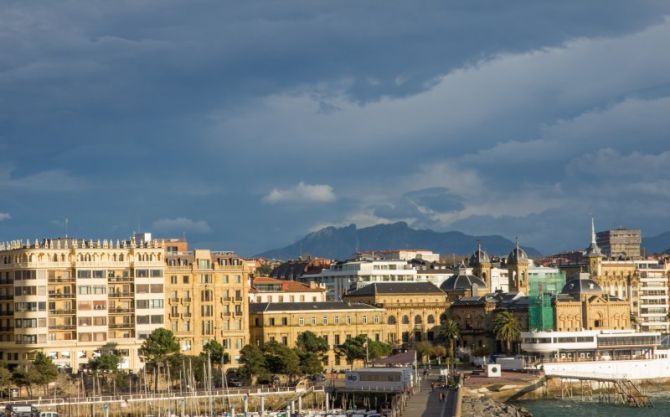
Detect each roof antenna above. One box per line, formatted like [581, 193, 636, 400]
[65, 218, 69, 238]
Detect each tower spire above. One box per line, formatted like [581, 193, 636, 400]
[591, 217, 596, 245]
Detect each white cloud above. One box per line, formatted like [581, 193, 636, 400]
[152, 217, 211, 234]
[0, 213, 10, 221]
[263, 181, 336, 204]
[0, 164, 88, 192]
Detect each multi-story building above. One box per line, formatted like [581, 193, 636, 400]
[301, 260, 418, 300]
[164, 249, 253, 367]
[634, 261, 670, 332]
[249, 276, 327, 303]
[0, 238, 165, 371]
[596, 228, 641, 258]
[342, 282, 449, 346]
[249, 301, 385, 370]
[356, 250, 440, 263]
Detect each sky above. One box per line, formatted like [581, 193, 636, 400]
[1, 0, 670, 256]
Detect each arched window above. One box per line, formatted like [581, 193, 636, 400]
[414, 315, 422, 324]
[402, 315, 410, 324]
[427, 315, 435, 324]
[388, 316, 397, 325]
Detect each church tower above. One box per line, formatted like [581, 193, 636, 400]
[469, 242, 492, 291]
[585, 218, 603, 279]
[507, 239, 530, 294]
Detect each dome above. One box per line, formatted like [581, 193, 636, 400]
[468, 244, 490, 267]
[562, 278, 602, 295]
[440, 271, 486, 292]
[507, 246, 528, 264]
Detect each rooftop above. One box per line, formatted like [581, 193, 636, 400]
[344, 282, 445, 296]
[250, 301, 383, 313]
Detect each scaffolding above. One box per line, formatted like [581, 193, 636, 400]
[528, 271, 566, 331]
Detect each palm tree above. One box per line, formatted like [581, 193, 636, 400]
[437, 319, 460, 362]
[492, 311, 521, 354]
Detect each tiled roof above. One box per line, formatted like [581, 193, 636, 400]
[249, 301, 382, 313]
[345, 282, 445, 296]
[250, 276, 325, 293]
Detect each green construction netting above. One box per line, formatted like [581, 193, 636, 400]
[527, 271, 566, 331]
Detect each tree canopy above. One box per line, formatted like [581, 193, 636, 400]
[492, 311, 521, 354]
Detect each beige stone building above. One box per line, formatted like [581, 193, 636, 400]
[342, 282, 449, 346]
[0, 238, 165, 371]
[249, 301, 385, 370]
[164, 249, 253, 366]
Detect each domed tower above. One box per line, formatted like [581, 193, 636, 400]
[468, 242, 491, 291]
[507, 239, 529, 294]
[585, 218, 603, 279]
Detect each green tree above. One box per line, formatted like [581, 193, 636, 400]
[434, 345, 448, 363]
[296, 331, 329, 355]
[415, 341, 435, 363]
[492, 311, 521, 354]
[0, 363, 13, 398]
[437, 319, 460, 360]
[12, 367, 41, 398]
[31, 352, 58, 395]
[201, 340, 230, 365]
[335, 335, 367, 368]
[263, 341, 301, 382]
[295, 331, 329, 375]
[139, 328, 180, 392]
[255, 264, 274, 276]
[238, 344, 267, 384]
[367, 340, 392, 361]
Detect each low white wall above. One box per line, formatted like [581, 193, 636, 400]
[541, 358, 670, 380]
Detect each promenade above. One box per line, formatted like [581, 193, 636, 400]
[403, 372, 453, 417]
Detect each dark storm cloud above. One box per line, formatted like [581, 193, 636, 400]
[1, 1, 670, 254]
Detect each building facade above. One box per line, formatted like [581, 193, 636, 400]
[0, 238, 165, 371]
[164, 249, 253, 367]
[342, 282, 449, 346]
[249, 301, 385, 370]
[596, 228, 641, 258]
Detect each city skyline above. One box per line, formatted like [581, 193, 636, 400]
[2, 1, 670, 256]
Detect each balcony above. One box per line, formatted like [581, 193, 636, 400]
[0, 294, 13, 300]
[109, 292, 134, 298]
[48, 277, 75, 283]
[109, 323, 134, 329]
[50, 324, 76, 331]
[109, 308, 134, 314]
[48, 292, 75, 299]
[0, 311, 15, 316]
[49, 309, 76, 315]
[108, 277, 133, 283]
[0, 326, 14, 331]
[0, 279, 14, 285]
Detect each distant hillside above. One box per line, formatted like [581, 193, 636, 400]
[643, 231, 670, 254]
[256, 222, 541, 260]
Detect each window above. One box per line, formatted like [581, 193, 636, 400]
[311, 317, 317, 325]
[171, 276, 177, 284]
[183, 276, 189, 284]
[323, 316, 328, 325]
[299, 317, 304, 326]
[200, 274, 212, 284]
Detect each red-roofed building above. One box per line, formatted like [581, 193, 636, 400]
[249, 276, 327, 303]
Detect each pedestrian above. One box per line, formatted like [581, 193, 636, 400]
[430, 382, 435, 391]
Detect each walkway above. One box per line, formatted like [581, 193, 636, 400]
[402, 372, 451, 417]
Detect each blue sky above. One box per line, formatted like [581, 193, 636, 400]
[1, 1, 670, 255]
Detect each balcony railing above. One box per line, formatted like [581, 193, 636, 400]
[48, 277, 75, 283]
[49, 309, 76, 315]
[49, 324, 76, 330]
[109, 308, 134, 314]
[0, 295, 14, 300]
[48, 293, 75, 299]
[109, 292, 134, 298]
[108, 277, 133, 283]
[0, 311, 15, 316]
[109, 323, 134, 329]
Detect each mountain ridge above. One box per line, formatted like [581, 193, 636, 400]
[257, 222, 541, 260]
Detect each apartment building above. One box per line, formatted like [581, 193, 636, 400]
[596, 228, 642, 258]
[164, 249, 253, 367]
[0, 238, 165, 371]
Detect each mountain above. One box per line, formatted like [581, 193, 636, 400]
[256, 222, 541, 260]
[642, 231, 670, 254]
